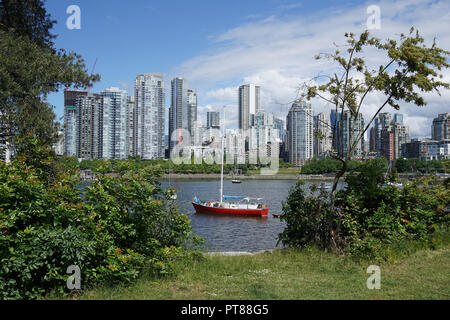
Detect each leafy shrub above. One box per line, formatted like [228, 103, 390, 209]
[0, 141, 201, 299]
[279, 159, 450, 259]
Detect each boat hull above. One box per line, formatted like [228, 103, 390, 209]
[192, 202, 268, 217]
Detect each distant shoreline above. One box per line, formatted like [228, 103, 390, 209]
[160, 172, 442, 181]
[161, 173, 335, 181]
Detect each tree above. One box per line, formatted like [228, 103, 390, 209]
[0, 0, 56, 49]
[0, 0, 99, 153]
[302, 28, 449, 251]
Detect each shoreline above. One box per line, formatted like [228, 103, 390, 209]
[160, 172, 443, 181]
[162, 173, 335, 181]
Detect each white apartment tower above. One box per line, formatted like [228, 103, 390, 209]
[313, 112, 332, 158]
[286, 102, 313, 166]
[100, 87, 128, 159]
[134, 73, 165, 159]
[238, 83, 260, 134]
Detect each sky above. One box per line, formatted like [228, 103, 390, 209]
[45, 0, 450, 138]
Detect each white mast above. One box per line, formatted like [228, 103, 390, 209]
[220, 106, 225, 203]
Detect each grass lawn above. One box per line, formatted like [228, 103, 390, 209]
[78, 244, 450, 300]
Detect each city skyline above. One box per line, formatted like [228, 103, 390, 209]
[43, 0, 450, 139]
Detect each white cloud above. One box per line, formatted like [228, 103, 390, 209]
[175, 0, 450, 138]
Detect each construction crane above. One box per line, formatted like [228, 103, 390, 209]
[87, 58, 98, 95]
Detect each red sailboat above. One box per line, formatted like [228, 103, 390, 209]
[192, 196, 269, 217]
[191, 108, 269, 217]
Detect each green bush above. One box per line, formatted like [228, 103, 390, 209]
[0, 140, 201, 299]
[279, 159, 450, 259]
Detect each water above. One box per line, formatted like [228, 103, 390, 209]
[161, 179, 343, 253]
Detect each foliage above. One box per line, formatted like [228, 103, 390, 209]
[277, 181, 330, 248]
[0, 1, 99, 148]
[279, 159, 450, 259]
[71, 157, 285, 175]
[299, 28, 449, 252]
[0, 0, 56, 49]
[395, 157, 444, 173]
[0, 143, 201, 299]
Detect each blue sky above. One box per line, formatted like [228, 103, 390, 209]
[45, 0, 450, 137]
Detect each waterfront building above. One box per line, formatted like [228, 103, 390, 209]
[238, 83, 260, 142]
[374, 112, 391, 156]
[187, 89, 198, 143]
[380, 129, 394, 161]
[425, 140, 450, 160]
[286, 102, 313, 166]
[224, 129, 246, 164]
[330, 110, 341, 154]
[207, 111, 220, 130]
[249, 111, 280, 160]
[393, 113, 404, 124]
[274, 118, 285, 142]
[134, 73, 165, 159]
[402, 138, 437, 159]
[64, 89, 87, 156]
[432, 113, 450, 141]
[340, 110, 365, 159]
[380, 122, 410, 160]
[100, 87, 129, 159]
[76, 93, 101, 160]
[127, 96, 135, 157]
[369, 126, 376, 152]
[313, 112, 332, 158]
[169, 78, 198, 153]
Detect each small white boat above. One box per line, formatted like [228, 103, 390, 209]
[386, 182, 403, 188]
[232, 179, 241, 184]
[316, 182, 330, 190]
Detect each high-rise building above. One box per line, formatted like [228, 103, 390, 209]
[76, 93, 101, 160]
[393, 113, 403, 124]
[330, 110, 341, 154]
[432, 113, 450, 141]
[248, 111, 279, 160]
[369, 126, 376, 152]
[340, 111, 365, 159]
[274, 118, 285, 143]
[380, 129, 394, 161]
[224, 129, 246, 164]
[64, 89, 87, 156]
[51, 130, 64, 156]
[187, 89, 198, 142]
[169, 77, 197, 154]
[381, 122, 410, 160]
[207, 111, 220, 129]
[100, 87, 128, 159]
[238, 83, 260, 135]
[374, 112, 392, 155]
[134, 73, 165, 159]
[286, 102, 313, 166]
[127, 96, 135, 157]
[313, 112, 331, 158]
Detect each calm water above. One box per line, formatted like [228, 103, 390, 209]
[161, 179, 343, 253]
